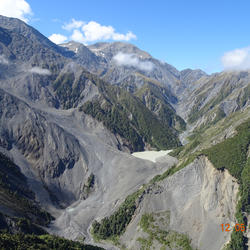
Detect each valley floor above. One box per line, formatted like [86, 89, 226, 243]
[132, 150, 173, 163]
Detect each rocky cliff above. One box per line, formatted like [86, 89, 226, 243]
[120, 156, 239, 250]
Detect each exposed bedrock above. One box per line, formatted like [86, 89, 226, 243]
[120, 156, 239, 250]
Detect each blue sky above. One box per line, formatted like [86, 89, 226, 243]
[1, 0, 250, 73]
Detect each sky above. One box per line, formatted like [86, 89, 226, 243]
[0, 0, 250, 73]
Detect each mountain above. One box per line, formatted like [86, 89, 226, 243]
[0, 15, 182, 248]
[0, 15, 249, 250]
[177, 70, 250, 128]
[87, 42, 207, 96]
[0, 15, 183, 152]
[0, 15, 73, 63]
[60, 41, 106, 74]
[61, 41, 204, 132]
[87, 41, 180, 90]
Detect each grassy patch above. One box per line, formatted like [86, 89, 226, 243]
[202, 119, 250, 181]
[173, 108, 250, 161]
[0, 233, 104, 250]
[137, 212, 193, 250]
[135, 82, 186, 132]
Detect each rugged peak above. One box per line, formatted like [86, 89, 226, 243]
[60, 40, 90, 54]
[88, 41, 152, 61]
[180, 68, 208, 85]
[0, 15, 73, 62]
[60, 41, 107, 73]
[180, 68, 207, 76]
[0, 15, 54, 48]
[0, 15, 26, 30]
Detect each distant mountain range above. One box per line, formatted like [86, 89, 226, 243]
[0, 15, 249, 250]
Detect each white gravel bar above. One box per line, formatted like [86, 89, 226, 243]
[132, 150, 173, 163]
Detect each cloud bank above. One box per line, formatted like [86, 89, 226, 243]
[29, 67, 51, 75]
[71, 29, 85, 43]
[113, 52, 154, 71]
[49, 19, 136, 44]
[222, 46, 250, 71]
[0, 0, 32, 23]
[49, 34, 68, 44]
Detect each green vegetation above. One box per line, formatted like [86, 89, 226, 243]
[15, 217, 46, 235]
[53, 71, 91, 109]
[187, 90, 208, 124]
[150, 164, 185, 184]
[188, 76, 238, 124]
[158, 104, 186, 131]
[52, 69, 182, 151]
[171, 108, 250, 161]
[188, 75, 250, 127]
[81, 100, 144, 152]
[137, 212, 193, 250]
[0, 212, 49, 236]
[168, 146, 184, 158]
[202, 119, 250, 181]
[202, 119, 250, 250]
[92, 188, 144, 240]
[80, 77, 181, 152]
[135, 81, 186, 131]
[0, 233, 104, 250]
[169, 139, 201, 160]
[53, 73, 76, 109]
[139, 213, 155, 231]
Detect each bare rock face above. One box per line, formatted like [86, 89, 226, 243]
[0, 88, 86, 207]
[120, 156, 239, 250]
[177, 71, 250, 126]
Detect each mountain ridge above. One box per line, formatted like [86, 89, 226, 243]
[0, 15, 249, 250]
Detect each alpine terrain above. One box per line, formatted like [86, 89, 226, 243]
[0, 15, 249, 250]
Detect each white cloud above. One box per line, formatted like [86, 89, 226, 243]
[0, 55, 8, 65]
[112, 31, 136, 41]
[48, 33, 68, 44]
[62, 18, 85, 31]
[29, 67, 51, 75]
[81, 21, 136, 42]
[49, 19, 136, 45]
[60, 19, 136, 44]
[222, 46, 250, 71]
[70, 29, 85, 43]
[0, 0, 32, 23]
[113, 52, 154, 71]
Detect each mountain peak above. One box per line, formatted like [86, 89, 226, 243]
[88, 41, 152, 60]
[60, 40, 88, 53]
[0, 15, 74, 63]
